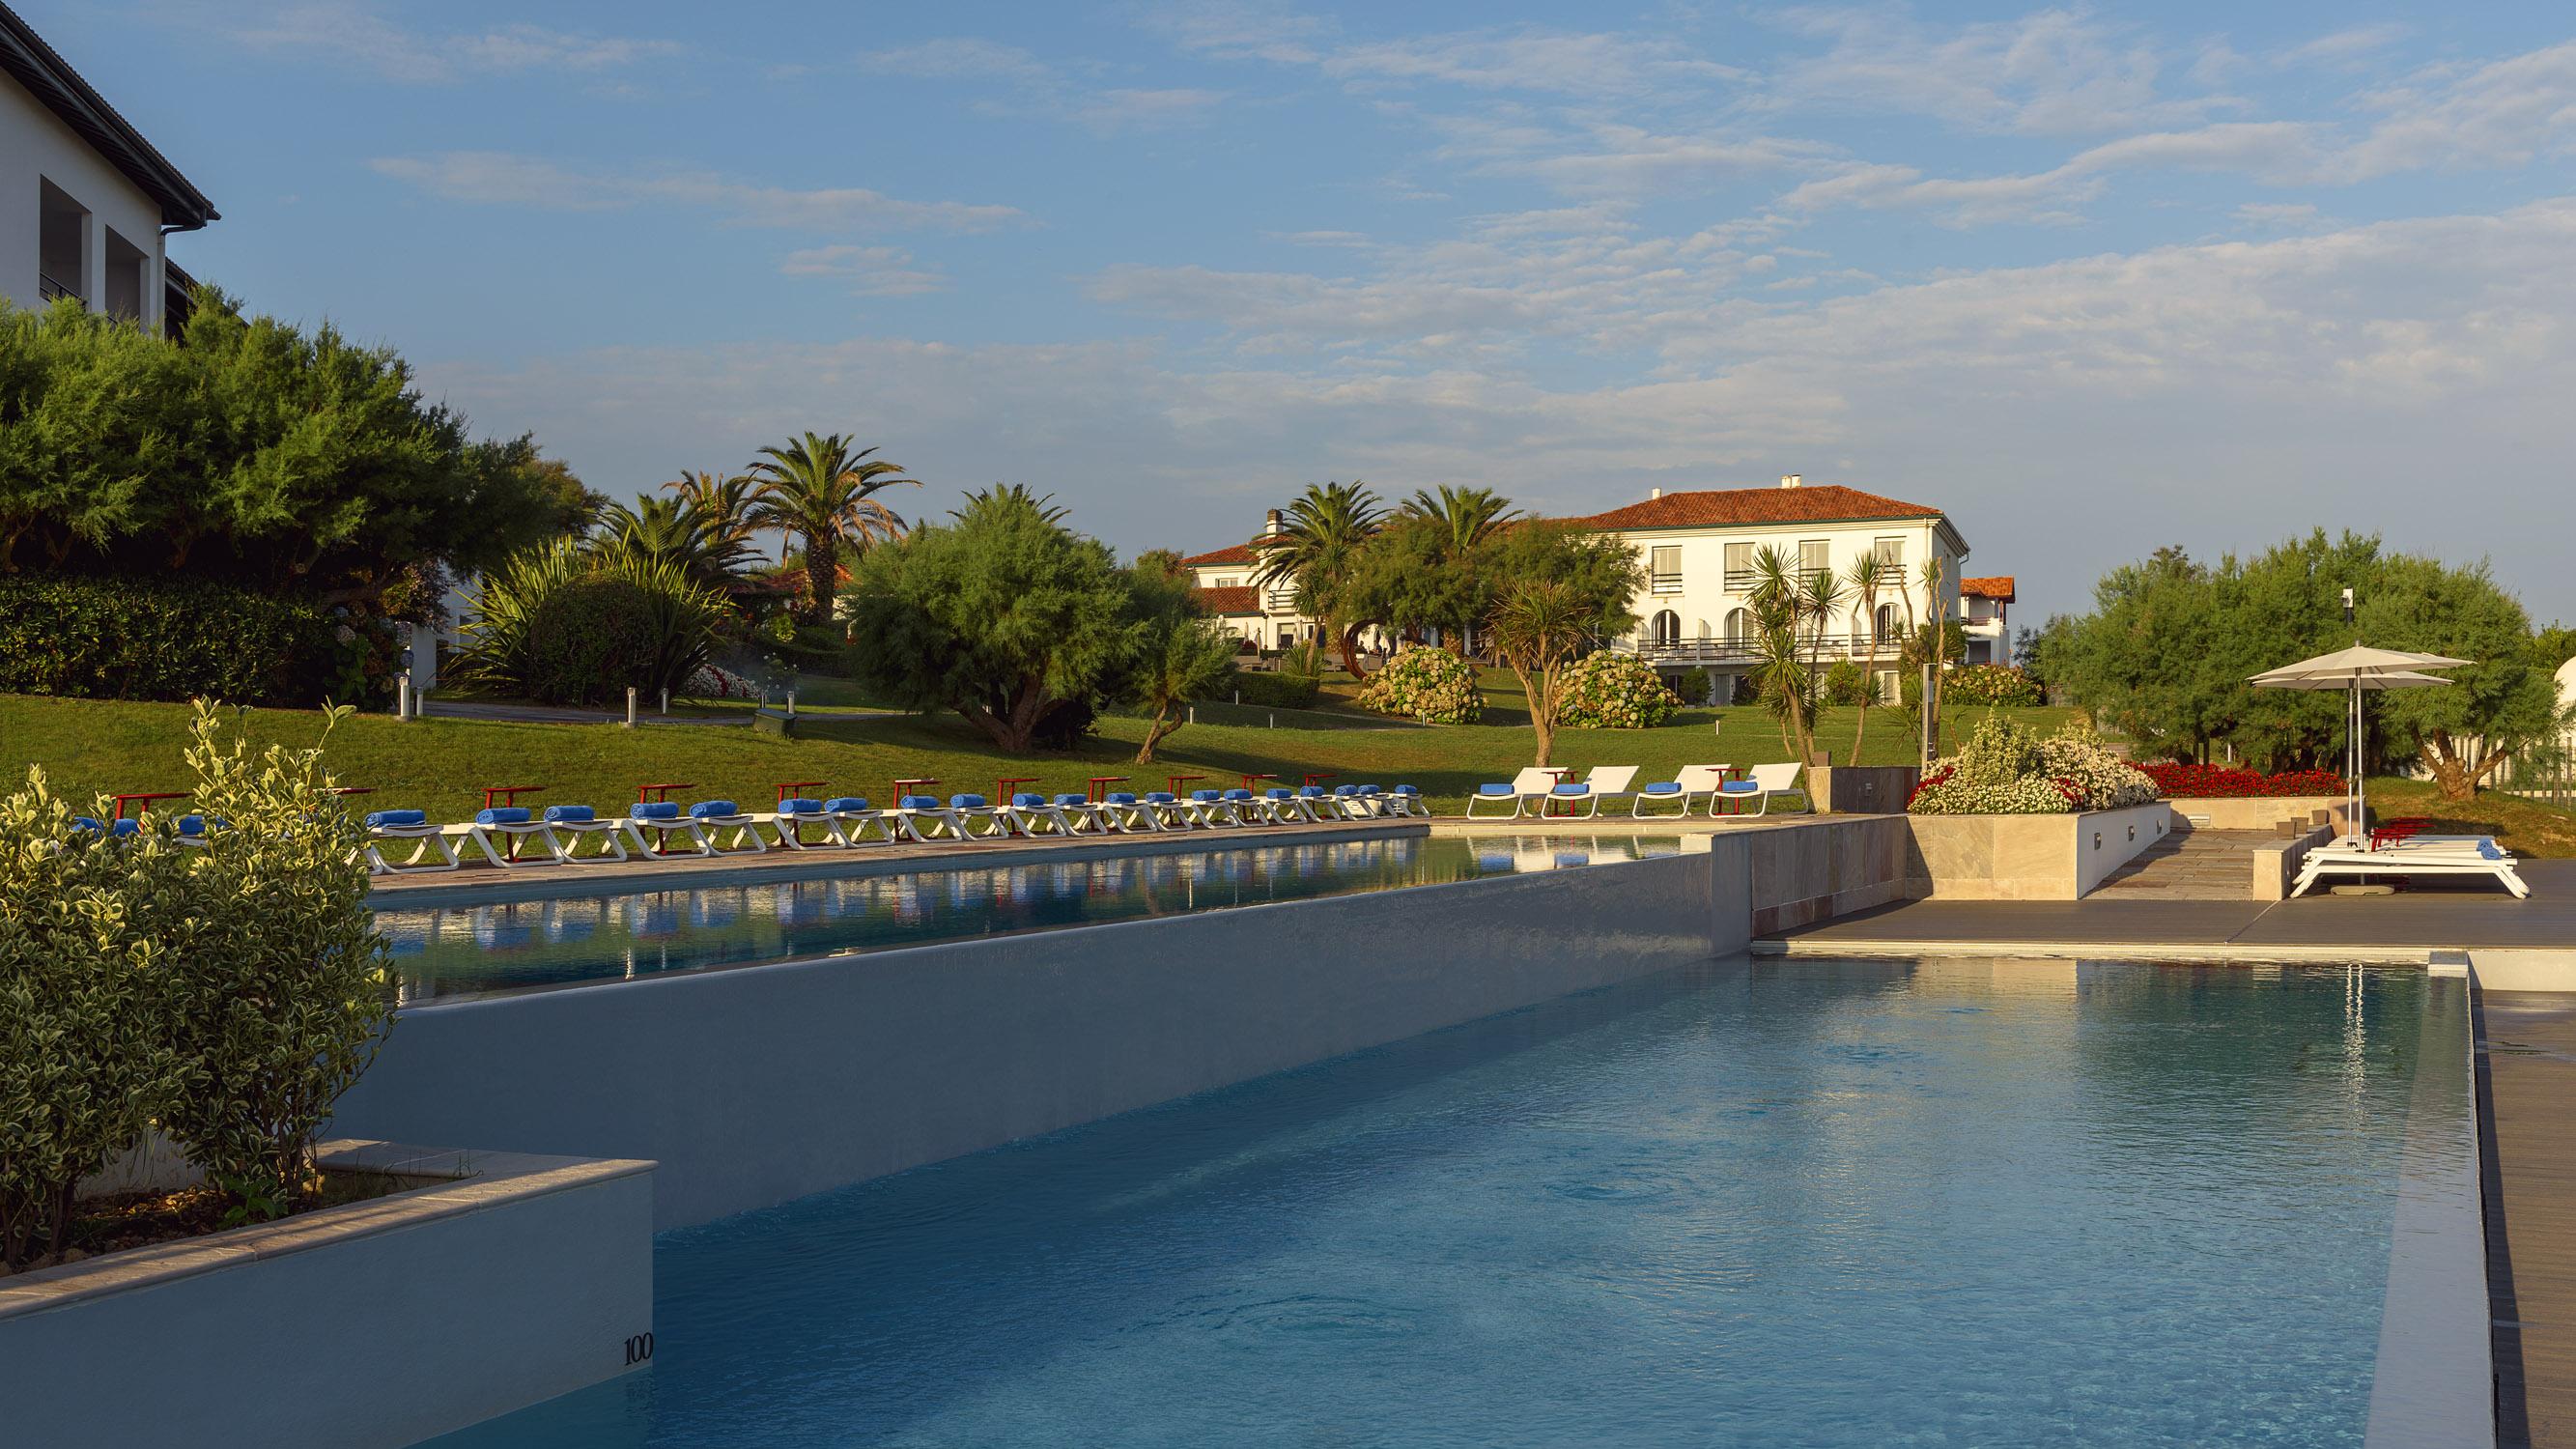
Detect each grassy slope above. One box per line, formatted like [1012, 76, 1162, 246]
[0, 693, 2069, 818]
[2363, 777, 2576, 859]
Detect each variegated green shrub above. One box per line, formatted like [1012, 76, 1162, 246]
[0, 771, 198, 1271]
[1354, 644, 1484, 724]
[1910, 715, 2157, 815]
[155, 703, 392, 1209]
[1557, 652, 1684, 729]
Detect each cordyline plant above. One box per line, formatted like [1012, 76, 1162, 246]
[0, 770, 199, 1271]
[156, 702, 392, 1211]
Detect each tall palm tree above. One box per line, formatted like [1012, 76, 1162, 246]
[1402, 485, 1517, 654]
[1798, 565, 1847, 732]
[662, 469, 758, 551]
[748, 433, 917, 624]
[1919, 556, 1949, 758]
[1748, 545, 1817, 763]
[1846, 553, 1890, 762]
[593, 495, 754, 586]
[1252, 480, 1385, 673]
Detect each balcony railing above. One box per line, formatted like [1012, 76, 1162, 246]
[1721, 569, 1757, 592]
[1648, 571, 1682, 595]
[1617, 633, 1899, 665]
[37, 272, 81, 304]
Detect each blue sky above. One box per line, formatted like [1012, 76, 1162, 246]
[42, 1, 2576, 622]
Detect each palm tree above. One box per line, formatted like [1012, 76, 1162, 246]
[1251, 480, 1385, 673]
[1846, 553, 1890, 762]
[593, 495, 754, 586]
[662, 469, 758, 550]
[1402, 485, 1517, 654]
[1919, 556, 1948, 758]
[1798, 564, 1847, 736]
[1486, 577, 1592, 765]
[1748, 546, 1818, 763]
[748, 433, 918, 624]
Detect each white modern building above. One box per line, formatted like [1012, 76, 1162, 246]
[1, 4, 217, 332]
[1958, 576, 2015, 666]
[1572, 475, 1970, 699]
[1180, 510, 1313, 651]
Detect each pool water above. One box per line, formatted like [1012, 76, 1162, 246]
[377, 834, 1691, 1000]
[433, 958, 2464, 1448]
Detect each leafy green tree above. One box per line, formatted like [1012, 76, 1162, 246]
[2363, 555, 2559, 798]
[842, 488, 1145, 753]
[748, 433, 917, 624]
[1345, 513, 1491, 654]
[1252, 480, 1385, 672]
[1125, 570, 1240, 762]
[0, 292, 586, 607]
[1482, 522, 1644, 763]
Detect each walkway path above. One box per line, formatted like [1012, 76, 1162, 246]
[2483, 991, 2576, 1448]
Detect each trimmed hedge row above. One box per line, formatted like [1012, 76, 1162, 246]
[1223, 670, 1323, 709]
[0, 574, 386, 707]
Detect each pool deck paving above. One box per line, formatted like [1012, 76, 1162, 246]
[2483, 991, 2576, 1449]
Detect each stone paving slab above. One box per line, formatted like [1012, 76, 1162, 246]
[2480, 991, 2576, 1448]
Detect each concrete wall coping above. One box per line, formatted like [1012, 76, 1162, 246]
[0, 1140, 652, 1321]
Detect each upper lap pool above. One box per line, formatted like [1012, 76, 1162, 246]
[377, 833, 1694, 1002]
[431, 957, 2473, 1448]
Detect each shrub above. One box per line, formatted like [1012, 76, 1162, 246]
[1354, 644, 1483, 723]
[1910, 717, 2157, 814]
[1558, 652, 1684, 728]
[1675, 667, 1718, 707]
[0, 769, 197, 1270]
[2135, 762, 2348, 798]
[1822, 660, 1869, 707]
[454, 540, 725, 705]
[0, 574, 394, 708]
[1948, 663, 2043, 706]
[1226, 670, 1322, 709]
[154, 703, 391, 1210]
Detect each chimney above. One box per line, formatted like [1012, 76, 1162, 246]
[1263, 508, 1285, 537]
[1779, 472, 1802, 489]
[1649, 487, 1662, 499]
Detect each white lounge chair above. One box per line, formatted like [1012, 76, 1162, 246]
[1381, 784, 1429, 817]
[1634, 764, 1731, 818]
[1099, 791, 1160, 832]
[2293, 838, 2529, 898]
[1715, 763, 1808, 816]
[1141, 790, 1200, 830]
[819, 796, 898, 845]
[540, 805, 629, 862]
[1467, 767, 1559, 818]
[1005, 793, 1079, 836]
[685, 799, 772, 853]
[364, 809, 460, 873]
[752, 797, 839, 850]
[1262, 787, 1314, 822]
[1189, 789, 1246, 826]
[1543, 765, 1640, 819]
[944, 794, 1013, 840]
[1048, 792, 1117, 834]
[622, 801, 706, 857]
[1296, 784, 1350, 820]
[465, 807, 563, 867]
[894, 794, 970, 842]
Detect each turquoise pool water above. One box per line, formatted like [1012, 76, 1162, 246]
[376, 834, 1690, 1000]
[434, 958, 2464, 1447]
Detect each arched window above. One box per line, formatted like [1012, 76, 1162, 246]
[1723, 607, 1748, 642]
[1649, 610, 1681, 648]
[1875, 603, 1897, 645]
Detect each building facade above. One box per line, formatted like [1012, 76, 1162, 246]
[1958, 576, 2015, 666]
[1, 6, 218, 332]
[1180, 511, 1316, 651]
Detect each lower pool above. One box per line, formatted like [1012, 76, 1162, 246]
[376, 833, 1689, 1000]
[432, 958, 2467, 1447]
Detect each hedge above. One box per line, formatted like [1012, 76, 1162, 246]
[0, 574, 388, 707]
[2135, 762, 2348, 798]
[1224, 670, 1323, 709]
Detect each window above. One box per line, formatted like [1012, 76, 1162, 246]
[1722, 607, 1749, 644]
[39, 179, 87, 305]
[1798, 539, 1829, 579]
[1874, 603, 1897, 645]
[1649, 610, 1681, 648]
[1648, 545, 1682, 595]
[1214, 577, 1236, 588]
[1722, 542, 1755, 592]
[1874, 669, 1901, 705]
[1873, 536, 1905, 567]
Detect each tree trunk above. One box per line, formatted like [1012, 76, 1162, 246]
[802, 535, 837, 625]
[1135, 707, 1176, 763]
[2415, 728, 2511, 802]
[1338, 623, 1365, 675]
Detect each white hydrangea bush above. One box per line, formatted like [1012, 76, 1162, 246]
[1354, 644, 1484, 724]
[1558, 652, 1684, 729]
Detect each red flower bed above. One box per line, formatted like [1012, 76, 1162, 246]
[2135, 762, 2347, 798]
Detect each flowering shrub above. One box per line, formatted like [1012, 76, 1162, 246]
[1557, 652, 1683, 729]
[686, 663, 756, 698]
[2135, 762, 2348, 798]
[1354, 644, 1483, 724]
[1909, 717, 2157, 814]
[1947, 663, 2043, 706]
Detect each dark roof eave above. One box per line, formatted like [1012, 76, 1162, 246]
[0, 2, 218, 230]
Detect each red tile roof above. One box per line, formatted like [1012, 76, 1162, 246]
[1565, 484, 1944, 531]
[1181, 542, 1257, 567]
[1194, 584, 1263, 614]
[1961, 576, 2016, 602]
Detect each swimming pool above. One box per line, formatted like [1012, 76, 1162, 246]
[376, 833, 1692, 1000]
[430, 957, 2469, 1447]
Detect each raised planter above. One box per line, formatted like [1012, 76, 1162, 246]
[0, 1140, 653, 1449]
[1903, 802, 2172, 899]
[2161, 795, 2352, 833]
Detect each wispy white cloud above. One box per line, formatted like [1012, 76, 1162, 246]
[2279, 24, 2408, 70]
[778, 245, 948, 297]
[859, 37, 1054, 83]
[1321, 27, 1745, 97]
[853, 35, 1225, 133]
[213, 2, 680, 83]
[368, 153, 1024, 232]
[1074, 88, 1230, 134]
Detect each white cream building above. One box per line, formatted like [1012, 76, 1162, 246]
[1, 7, 218, 332]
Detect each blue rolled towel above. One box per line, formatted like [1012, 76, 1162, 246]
[631, 802, 682, 820]
[688, 801, 741, 818]
[1265, 788, 1295, 800]
[824, 797, 872, 813]
[1105, 792, 1140, 806]
[778, 798, 824, 814]
[543, 805, 597, 823]
[1642, 781, 1681, 795]
[474, 807, 533, 826]
[111, 818, 140, 837]
[1392, 784, 1419, 796]
[1012, 793, 1048, 808]
[949, 794, 988, 809]
[1551, 782, 1587, 796]
[1299, 785, 1329, 798]
[1223, 788, 1254, 801]
[1052, 793, 1089, 807]
[175, 813, 209, 835]
[1190, 789, 1223, 803]
[1146, 791, 1177, 804]
[366, 809, 429, 828]
[1476, 783, 1512, 795]
[899, 795, 943, 810]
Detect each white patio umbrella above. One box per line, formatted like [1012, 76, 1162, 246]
[2249, 647, 2467, 841]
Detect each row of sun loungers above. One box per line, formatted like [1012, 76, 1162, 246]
[1465, 762, 1808, 819]
[359, 784, 1429, 874]
[2290, 832, 2530, 898]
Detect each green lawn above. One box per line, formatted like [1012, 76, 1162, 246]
[2364, 777, 2576, 859]
[1, 692, 2074, 817]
